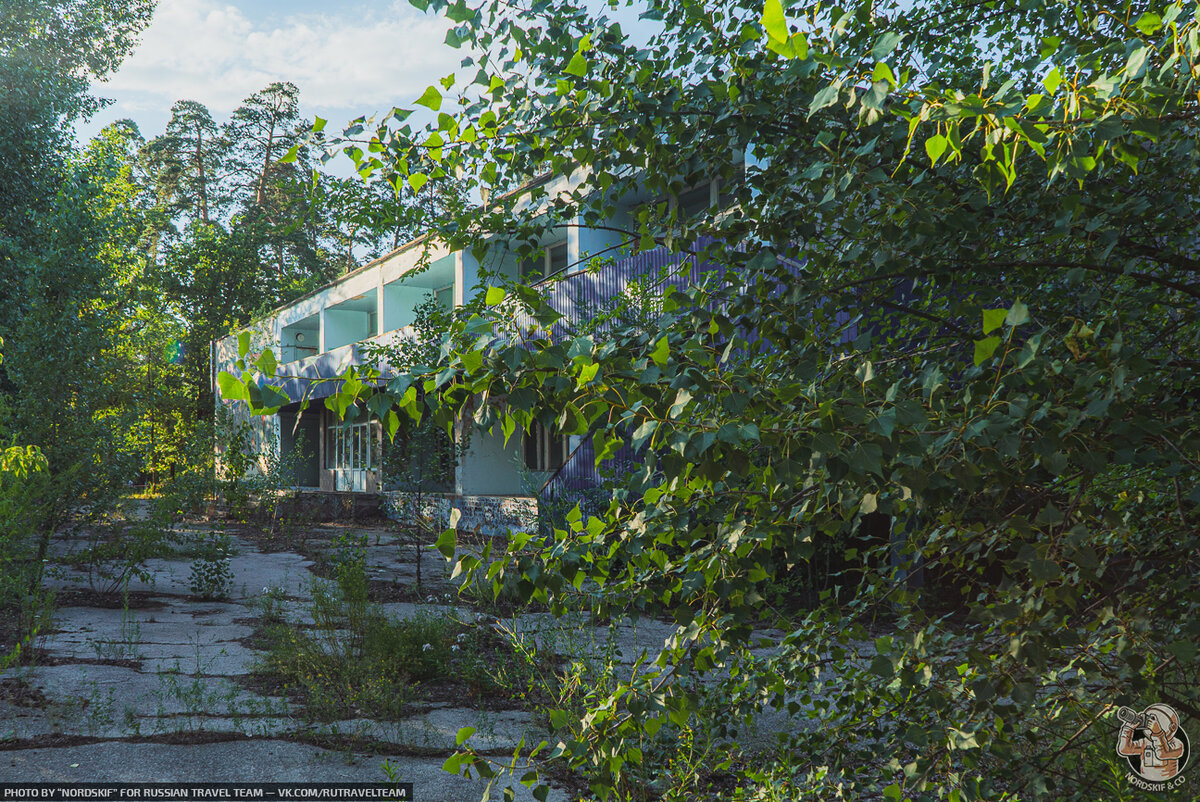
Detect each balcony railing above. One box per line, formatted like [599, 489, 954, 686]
[512, 239, 722, 338]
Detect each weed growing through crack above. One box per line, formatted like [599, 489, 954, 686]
[380, 758, 404, 786]
[252, 536, 489, 722]
[123, 704, 141, 737]
[255, 584, 289, 625]
[256, 578, 458, 721]
[253, 530, 633, 749]
[188, 529, 234, 600]
[83, 681, 116, 736]
[89, 590, 143, 662]
[224, 688, 292, 737]
[153, 640, 227, 733]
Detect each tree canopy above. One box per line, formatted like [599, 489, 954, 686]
[212, 0, 1200, 797]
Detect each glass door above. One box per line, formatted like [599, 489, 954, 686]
[328, 417, 375, 492]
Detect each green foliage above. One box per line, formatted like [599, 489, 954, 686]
[211, 404, 312, 532]
[0, 422, 49, 666]
[219, 0, 1200, 797]
[1, 119, 159, 610]
[72, 506, 173, 596]
[256, 568, 458, 722]
[156, 418, 219, 520]
[0, 0, 154, 255]
[367, 295, 470, 589]
[374, 296, 464, 496]
[188, 529, 234, 600]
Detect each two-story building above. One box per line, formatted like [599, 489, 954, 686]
[212, 169, 738, 532]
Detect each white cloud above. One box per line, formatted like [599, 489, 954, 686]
[84, 0, 462, 140]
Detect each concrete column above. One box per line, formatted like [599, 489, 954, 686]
[568, 217, 581, 268]
[454, 251, 465, 307]
[377, 272, 385, 337]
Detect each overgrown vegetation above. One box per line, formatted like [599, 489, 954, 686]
[370, 296, 468, 590]
[0, 0, 462, 656]
[5, 0, 1200, 797]
[187, 529, 235, 600]
[220, 0, 1200, 798]
[253, 536, 524, 722]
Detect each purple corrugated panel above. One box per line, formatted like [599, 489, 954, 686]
[270, 342, 378, 403]
[514, 242, 713, 335]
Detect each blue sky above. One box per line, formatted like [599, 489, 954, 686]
[78, 0, 462, 149]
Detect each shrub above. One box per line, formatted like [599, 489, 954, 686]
[188, 529, 234, 600]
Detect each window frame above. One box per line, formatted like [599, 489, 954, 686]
[326, 416, 376, 472]
[523, 421, 569, 472]
[519, 238, 570, 283]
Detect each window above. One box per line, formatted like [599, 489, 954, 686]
[676, 183, 713, 219]
[326, 418, 376, 472]
[382, 416, 456, 492]
[548, 241, 569, 276]
[519, 255, 541, 282]
[434, 285, 454, 311]
[523, 422, 568, 472]
[519, 239, 570, 282]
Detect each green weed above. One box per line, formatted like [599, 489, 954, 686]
[188, 529, 234, 599]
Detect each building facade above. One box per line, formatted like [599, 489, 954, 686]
[212, 170, 737, 531]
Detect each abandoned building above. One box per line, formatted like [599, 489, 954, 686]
[211, 168, 742, 532]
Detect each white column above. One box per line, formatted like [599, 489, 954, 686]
[377, 271, 385, 337]
[568, 216, 581, 267]
[454, 251, 465, 307]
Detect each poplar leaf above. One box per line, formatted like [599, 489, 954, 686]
[1005, 300, 1030, 327]
[808, 84, 839, 118]
[415, 85, 442, 111]
[565, 52, 588, 77]
[650, 336, 669, 366]
[760, 0, 788, 43]
[254, 349, 278, 376]
[218, 372, 249, 403]
[1042, 67, 1062, 93]
[982, 308, 1007, 334]
[925, 134, 948, 165]
[974, 336, 1002, 365]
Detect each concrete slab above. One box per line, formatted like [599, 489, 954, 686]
[44, 543, 314, 602]
[498, 612, 680, 666]
[38, 604, 258, 675]
[374, 603, 470, 624]
[394, 708, 544, 752]
[1, 664, 297, 742]
[9, 532, 604, 800]
[287, 708, 543, 754]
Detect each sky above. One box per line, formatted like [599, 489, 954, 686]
[77, 0, 463, 152]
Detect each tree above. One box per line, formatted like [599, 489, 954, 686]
[368, 295, 467, 591]
[228, 0, 1200, 798]
[222, 81, 337, 291]
[224, 82, 303, 208]
[137, 83, 410, 435]
[158, 221, 275, 420]
[3, 124, 159, 604]
[0, 0, 155, 354]
[0, 335, 47, 666]
[143, 100, 230, 229]
[0, 2, 156, 645]
[0, 0, 155, 214]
